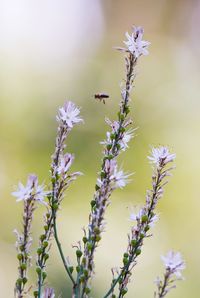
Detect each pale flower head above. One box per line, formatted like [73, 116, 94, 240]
[110, 163, 132, 189]
[161, 251, 185, 278]
[148, 146, 176, 167]
[12, 174, 48, 203]
[57, 153, 74, 175]
[124, 26, 150, 58]
[42, 287, 55, 298]
[119, 129, 134, 151]
[56, 101, 83, 128]
[97, 160, 132, 189]
[129, 208, 144, 221]
[149, 213, 159, 227]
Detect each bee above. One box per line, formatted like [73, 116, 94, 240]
[94, 93, 109, 104]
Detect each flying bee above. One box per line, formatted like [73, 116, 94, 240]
[94, 93, 109, 104]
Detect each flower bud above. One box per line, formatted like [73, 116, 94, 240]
[124, 106, 130, 115]
[40, 234, 46, 241]
[95, 184, 100, 191]
[36, 267, 42, 275]
[123, 253, 129, 258]
[87, 242, 93, 251]
[42, 272, 47, 280]
[17, 253, 23, 260]
[37, 248, 43, 255]
[123, 257, 129, 266]
[106, 144, 112, 151]
[141, 215, 148, 223]
[82, 236, 88, 243]
[131, 239, 137, 247]
[121, 288, 128, 296]
[16, 278, 23, 286]
[136, 248, 141, 256]
[83, 269, 88, 277]
[20, 263, 27, 270]
[43, 241, 48, 248]
[44, 253, 49, 261]
[85, 287, 91, 294]
[33, 291, 38, 297]
[44, 225, 48, 231]
[90, 200, 96, 207]
[76, 250, 83, 258]
[95, 235, 101, 242]
[52, 203, 59, 210]
[69, 266, 74, 274]
[23, 277, 28, 284]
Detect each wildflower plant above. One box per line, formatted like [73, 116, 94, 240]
[12, 26, 185, 298]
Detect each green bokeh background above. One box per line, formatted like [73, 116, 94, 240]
[0, 0, 199, 297]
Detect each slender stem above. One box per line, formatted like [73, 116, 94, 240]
[103, 240, 142, 298]
[53, 212, 76, 285]
[158, 271, 170, 298]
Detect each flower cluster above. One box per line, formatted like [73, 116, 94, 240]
[101, 118, 134, 152]
[161, 251, 185, 278]
[124, 26, 150, 58]
[12, 174, 47, 203]
[148, 146, 176, 168]
[155, 251, 185, 297]
[97, 159, 132, 189]
[56, 101, 83, 128]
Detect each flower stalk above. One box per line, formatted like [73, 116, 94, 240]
[35, 102, 83, 297]
[72, 26, 150, 298]
[13, 175, 46, 298]
[104, 146, 176, 298]
[154, 251, 185, 298]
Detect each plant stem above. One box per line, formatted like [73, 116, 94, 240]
[52, 211, 76, 285]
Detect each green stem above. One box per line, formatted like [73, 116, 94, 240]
[103, 243, 140, 298]
[53, 213, 76, 286]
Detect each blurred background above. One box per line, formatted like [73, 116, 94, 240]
[0, 0, 199, 297]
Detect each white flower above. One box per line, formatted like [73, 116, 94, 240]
[100, 131, 112, 147]
[104, 159, 116, 174]
[149, 213, 159, 227]
[148, 146, 176, 167]
[57, 153, 74, 175]
[56, 101, 83, 128]
[130, 208, 144, 221]
[124, 26, 150, 58]
[42, 287, 55, 298]
[101, 119, 134, 151]
[97, 160, 132, 189]
[12, 182, 32, 202]
[12, 174, 37, 202]
[34, 183, 48, 203]
[12, 174, 48, 203]
[110, 165, 132, 189]
[119, 129, 134, 151]
[105, 118, 120, 133]
[161, 251, 185, 278]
